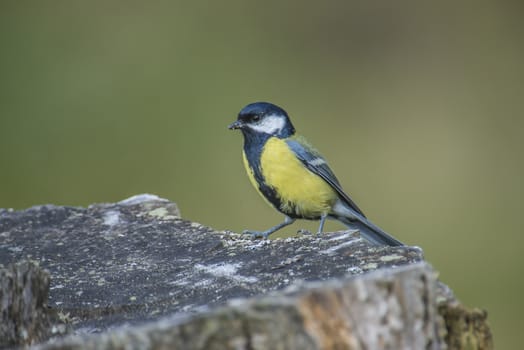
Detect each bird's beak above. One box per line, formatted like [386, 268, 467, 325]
[228, 120, 243, 130]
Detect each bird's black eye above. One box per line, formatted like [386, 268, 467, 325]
[252, 115, 260, 122]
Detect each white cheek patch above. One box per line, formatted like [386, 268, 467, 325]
[249, 115, 286, 134]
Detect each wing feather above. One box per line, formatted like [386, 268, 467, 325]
[286, 137, 366, 218]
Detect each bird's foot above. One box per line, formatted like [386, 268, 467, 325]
[242, 230, 270, 240]
[297, 229, 312, 236]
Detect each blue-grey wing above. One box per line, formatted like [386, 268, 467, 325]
[286, 138, 366, 217]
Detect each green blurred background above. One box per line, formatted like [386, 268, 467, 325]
[1, 1, 522, 347]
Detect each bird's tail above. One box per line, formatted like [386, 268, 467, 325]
[336, 215, 404, 247]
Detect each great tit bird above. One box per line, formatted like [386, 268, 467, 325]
[228, 102, 404, 246]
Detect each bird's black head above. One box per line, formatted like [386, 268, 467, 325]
[228, 102, 295, 138]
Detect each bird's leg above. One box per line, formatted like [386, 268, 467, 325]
[317, 213, 328, 234]
[243, 216, 295, 239]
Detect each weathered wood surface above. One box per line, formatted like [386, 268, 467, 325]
[0, 261, 67, 348]
[0, 194, 492, 349]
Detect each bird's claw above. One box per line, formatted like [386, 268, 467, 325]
[242, 230, 269, 240]
[297, 229, 312, 236]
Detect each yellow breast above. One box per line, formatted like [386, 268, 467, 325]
[242, 151, 274, 209]
[259, 137, 337, 218]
